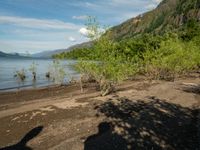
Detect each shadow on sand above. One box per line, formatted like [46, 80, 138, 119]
[182, 84, 200, 95]
[0, 126, 43, 150]
[84, 97, 199, 150]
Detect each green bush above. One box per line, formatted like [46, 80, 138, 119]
[75, 56, 137, 96]
[48, 60, 66, 85]
[143, 37, 200, 79]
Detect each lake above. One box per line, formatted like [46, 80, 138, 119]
[0, 57, 79, 91]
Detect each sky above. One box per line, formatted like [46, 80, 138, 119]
[0, 0, 162, 54]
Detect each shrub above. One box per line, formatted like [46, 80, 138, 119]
[14, 69, 26, 88]
[48, 60, 66, 85]
[29, 62, 37, 81]
[143, 37, 200, 80]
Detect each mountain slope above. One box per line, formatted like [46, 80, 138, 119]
[108, 0, 200, 40]
[32, 41, 92, 58]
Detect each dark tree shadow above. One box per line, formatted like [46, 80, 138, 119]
[84, 97, 199, 150]
[84, 122, 127, 150]
[0, 126, 43, 150]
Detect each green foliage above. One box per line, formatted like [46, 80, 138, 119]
[55, 26, 200, 82]
[75, 58, 136, 96]
[180, 19, 200, 41]
[54, 34, 163, 61]
[145, 13, 166, 33]
[53, 48, 97, 60]
[71, 17, 138, 95]
[143, 36, 200, 79]
[177, 0, 200, 14]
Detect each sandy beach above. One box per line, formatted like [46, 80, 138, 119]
[0, 75, 199, 150]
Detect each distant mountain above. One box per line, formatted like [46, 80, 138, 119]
[32, 41, 92, 58]
[0, 51, 29, 58]
[108, 0, 200, 40]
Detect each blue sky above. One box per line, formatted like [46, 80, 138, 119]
[0, 0, 162, 54]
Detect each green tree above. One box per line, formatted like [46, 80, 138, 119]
[75, 17, 136, 96]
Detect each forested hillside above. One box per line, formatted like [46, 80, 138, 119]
[108, 0, 200, 40]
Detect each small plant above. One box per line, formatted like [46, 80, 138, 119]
[29, 62, 38, 81]
[45, 71, 51, 87]
[14, 69, 26, 88]
[45, 72, 51, 79]
[49, 60, 66, 85]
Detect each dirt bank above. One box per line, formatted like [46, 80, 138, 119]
[0, 76, 199, 150]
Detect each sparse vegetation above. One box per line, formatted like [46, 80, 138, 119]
[29, 62, 37, 82]
[48, 60, 66, 85]
[14, 69, 26, 88]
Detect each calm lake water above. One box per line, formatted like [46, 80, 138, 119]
[0, 57, 78, 91]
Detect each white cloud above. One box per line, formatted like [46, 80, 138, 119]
[79, 27, 89, 36]
[79, 27, 97, 37]
[72, 15, 88, 20]
[0, 15, 82, 30]
[68, 36, 76, 42]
